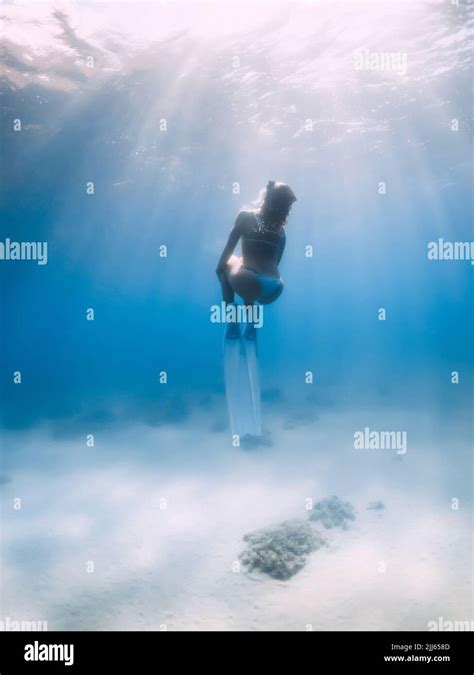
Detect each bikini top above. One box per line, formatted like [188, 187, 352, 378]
[243, 212, 285, 249]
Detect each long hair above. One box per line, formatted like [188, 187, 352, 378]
[243, 181, 297, 226]
[261, 180, 297, 226]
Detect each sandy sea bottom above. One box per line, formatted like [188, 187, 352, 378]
[1, 402, 472, 631]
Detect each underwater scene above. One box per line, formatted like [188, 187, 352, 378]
[0, 0, 472, 631]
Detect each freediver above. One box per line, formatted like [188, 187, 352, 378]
[216, 180, 297, 337]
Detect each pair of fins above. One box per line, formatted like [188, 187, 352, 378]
[224, 321, 261, 441]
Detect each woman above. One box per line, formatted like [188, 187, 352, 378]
[216, 180, 297, 315]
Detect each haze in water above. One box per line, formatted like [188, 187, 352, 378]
[1, 1, 472, 630]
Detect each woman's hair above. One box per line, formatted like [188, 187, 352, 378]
[261, 180, 297, 225]
[243, 180, 297, 225]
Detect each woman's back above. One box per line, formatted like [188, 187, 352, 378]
[240, 210, 286, 279]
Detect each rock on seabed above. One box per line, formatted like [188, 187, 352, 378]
[308, 495, 356, 529]
[240, 520, 326, 580]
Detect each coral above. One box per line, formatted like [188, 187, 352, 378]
[367, 500, 385, 511]
[308, 495, 355, 529]
[240, 520, 326, 579]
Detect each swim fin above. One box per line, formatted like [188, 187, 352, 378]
[224, 322, 261, 440]
[242, 322, 262, 436]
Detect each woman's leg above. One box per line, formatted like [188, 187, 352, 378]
[223, 255, 261, 304]
[218, 254, 241, 303]
[219, 271, 235, 303]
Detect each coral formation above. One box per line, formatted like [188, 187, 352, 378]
[367, 500, 385, 511]
[308, 495, 355, 529]
[240, 520, 326, 579]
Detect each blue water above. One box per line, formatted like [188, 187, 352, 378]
[0, 0, 472, 631]
[2, 4, 472, 426]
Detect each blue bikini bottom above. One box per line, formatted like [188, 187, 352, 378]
[244, 268, 284, 304]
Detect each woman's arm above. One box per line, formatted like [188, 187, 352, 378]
[216, 211, 246, 278]
[277, 227, 286, 264]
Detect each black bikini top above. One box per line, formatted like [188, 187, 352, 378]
[243, 212, 285, 249]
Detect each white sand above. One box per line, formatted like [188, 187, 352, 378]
[1, 404, 471, 631]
